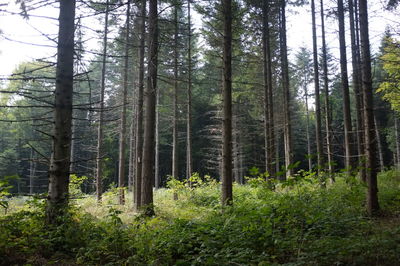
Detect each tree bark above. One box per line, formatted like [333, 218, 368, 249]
[338, 0, 354, 172]
[359, 0, 379, 215]
[134, 0, 146, 211]
[262, 0, 275, 178]
[349, 0, 366, 181]
[118, 0, 131, 205]
[172, 3, 179, 181]
[320, 0, 333, 179]
[374, 115, 384, 172]
[311, 0, 323, 172]
[395, 116, 400, 170]
[280, 0, 292, 178]
[46, 0, 76, 224]
[141, 0, 158, 215]
[221, 0, 233, 206]
[96, 0, 110, 202]
[186, 0, 193, 182]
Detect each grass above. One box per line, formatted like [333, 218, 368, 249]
[1, 170, 400, 265]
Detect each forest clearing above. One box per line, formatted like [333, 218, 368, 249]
[1, 0, 400, 264]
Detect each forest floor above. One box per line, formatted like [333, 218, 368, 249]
[1, 170, 400, 265]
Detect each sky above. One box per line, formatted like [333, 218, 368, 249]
[0, 1, 398, 79]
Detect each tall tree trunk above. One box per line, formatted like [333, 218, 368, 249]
[338, 0, 354, 172]
[186, 0, 193, 182]
[96, 0, 110, 202]
[262, 0, 275, 178]
[395, 116, 400, 170]
[172, 4, 179, 180]
[233, 109, 240, 183]
[359, 0, 379, 215]
[280, 0, 292, 178]
[349, 0, 366, 181]
[29, 148, 36, 194]
[155, 89, 160, 189]
[305, 87, 312, 171]
[141, 0, 158, 215]
[221, 0, 233, 206]
[70, 116, 76, 174]
[134, 0, 146, 211]
[374, 115, 384, 172]
[118, 0, 131, 205]
[320, 0, 333, 179]
[46, 0, 76, 224]
[311, 0, 323, 172]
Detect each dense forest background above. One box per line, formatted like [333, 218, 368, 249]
[0, 0, 399, 197]
[1, 0, 400, 265]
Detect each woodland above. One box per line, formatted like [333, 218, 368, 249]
[1, 0, 400, 265]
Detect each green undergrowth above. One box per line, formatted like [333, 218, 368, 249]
[1, 170, 400, 265]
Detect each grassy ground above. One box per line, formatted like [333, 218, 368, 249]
[1, 170, 400, 265]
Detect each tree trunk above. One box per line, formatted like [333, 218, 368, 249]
[134, 0, 146, 211]
[221, 0, 233, 206]
[186, 0, 193, 182]
[338, 0, 354, 172]
[96, 0, 110, 202]
[374, 115, 384, 172]
[262, 0, 275, 178]
[29, 148, 36, 194]
[359, 0, 379, 215]
[172, 4, 179, 180]
[141, 0, 158, 215]
[311, 0, 323, 172]
[280, 0, 292, 178]
[349, 0, 366, 181]
[305, 86, 312, 171]
[118, 0, 131, 205]
[155, 89, 160, 189]
[46, 0, 76, 224]
[320, 0, 333, 179]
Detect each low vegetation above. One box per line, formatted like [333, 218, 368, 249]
[1, 170, 400, 265]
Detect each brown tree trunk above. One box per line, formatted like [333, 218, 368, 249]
[359, 0, 379, 215]
[280, 0, 292, 178]
[141, 0, 158, 215]
[155, 89, 160, 189]
[96, 0, 110, 202]
[172, 4, 179, 181]
[311, 0, 323, 172]
[320, 0, 334, 179]
[349, 0, 366, 181]
[338, 0, 354, 172]
[374, 115, 384, 172]
[305, 86, 312, 171]
[262, 0, 275, 178]
[221, 0, 233, 206]
[186, 0, 193, 182]
[134, 0, 146, 211]
[118, 0, 131, 205]
[395, 116, 400, 170]
[46, 0, 76, 224]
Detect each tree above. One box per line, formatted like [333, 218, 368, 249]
[141, 0, 158, 215]
[134, 0, 146, 211]
[46, 0, 76, 224]
[262, 0, 276, 178]
[311, 0, 323, 172]
[320, 0, 333, 177]
[186, 0, 193, 182]
[359, 0, 380, 215]
[337, 0, 354, 172]
[280, 0, 293, 178]
[95, 0, 110, 202]
[221, 0, 233, 206]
